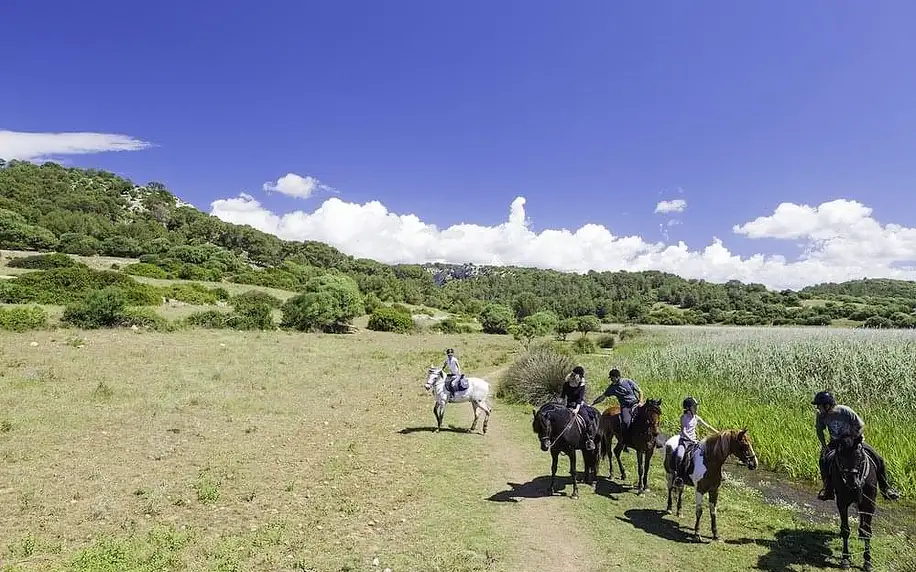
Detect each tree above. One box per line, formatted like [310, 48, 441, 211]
[280, 274, 364, 333]
[510, 311, 557, 348]
[478, 303, 514, 334]
[577, 315, 601, 336]
[556, 318, 577, 341]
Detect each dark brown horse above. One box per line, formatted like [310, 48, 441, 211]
[663, 428, 758, 541]
[532, 402, 598, 499]
[830, 434, 877, 571]
[597, 398, 663, 495]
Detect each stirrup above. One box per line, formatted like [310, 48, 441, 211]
[882, 487, 901, 501]
[817, 488, 834, 501]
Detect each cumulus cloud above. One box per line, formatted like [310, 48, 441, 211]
[655, 199, 687, 214]
[210, 191, 916, 290]
[262, 173, 333, 199]
[0, 129, 153, 162]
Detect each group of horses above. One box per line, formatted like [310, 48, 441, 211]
[423, 366, 881, 572]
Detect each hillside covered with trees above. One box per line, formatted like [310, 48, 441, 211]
[2, 158, 916, 331]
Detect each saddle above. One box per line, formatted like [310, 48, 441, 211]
[446, 374, 468, 393]
[675, 440, 701, 486]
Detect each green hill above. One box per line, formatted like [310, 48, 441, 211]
[1, 159, 915, 329]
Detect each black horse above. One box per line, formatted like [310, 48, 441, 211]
[531, 402, 598, 499]
[830, 435, 877, 571]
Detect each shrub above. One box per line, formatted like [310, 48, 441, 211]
[367, 306, 415, 333]
[0, 305, 48, 332]
[228, 302, 275, 331]
[7, 253, 82, 270]
[555, 318, 578, 341]
[230, 290, 282, 312]
[185, 310, 231, 329]
[281, 274, 364, 333]
[497, 344, 576, 404]
[596, 334, 616, 349]
[123, 262, 168, 279]
[119, 307, 174, 331]
[11, 267, 162, 305]
[572, 335, 598, 355]
[576, 315, 601, 336]
[62, 287, 128, 329]
[161, 283, 221, 305]
[431, 317, 475, 334]
[478, 303, 514, 334]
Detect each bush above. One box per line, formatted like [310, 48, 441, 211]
[281, 274, 364, 333]
[431, 317, 475, 334]
[478, 303, 514, 334]
[571, 335, 598, 355]
[161, 283, 221, 305]
[497, 344, 576, 404]
[10, 267, 162, 305]
[0, 305, 48, 331]
[228, 302, 275, 331]
[7, 253, 82, 270]
[230, 290, 282, 312]
[123, 262, 168, 279]
[596, 334, 616, 349]
[119, 307, 174, 331]
[62, 287, 127, 329]
[367, 306, 415, 333]
[185, 310, 231, 329]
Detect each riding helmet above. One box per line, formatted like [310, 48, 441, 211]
[572, 365, 585, 377]
[445, 348, 454, 355]
[608, 368, 621, 379]
[682, 396, 699, 410]
[811, 391, 836, 407]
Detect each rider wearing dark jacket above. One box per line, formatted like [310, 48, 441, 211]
[812, 391, 900, 501]
[560, 366, 598, 451]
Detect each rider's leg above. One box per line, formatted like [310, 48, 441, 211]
[862, 442, 900, 500]
[818, 449, 835, 501]
[585, 409, 596, 450]
[621, 406, 632, 452]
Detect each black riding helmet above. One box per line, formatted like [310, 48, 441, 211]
[811, 391, 836, 407]
[572, 365, 585, 377]
[445, 348, 454, 355]
[683, 396, 698, 410]
[608, 368, 621, 379]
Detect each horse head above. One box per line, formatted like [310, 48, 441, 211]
[635, 398, 663, 438]
[733, 428, 759, 470]
[532, 406, 553, 451]
[835, 434, 866, 490]
[424, 367, 444, 392]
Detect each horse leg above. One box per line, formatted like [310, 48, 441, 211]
[641, 448, 652, 493]
[477, 400, 491, 435]
[860, 497, 874, 572]
[838, 499, 851, 569]
[635, 449, 645, 494]
[432, 403, 442, 432]
[469, 401, 479, 433]
[569, 448, 579, 499]
[709, 488, 720, 541]
[693, 490, 704, 541]
[676, 485, 684, 518]
[613, 441, 627, 482]
[548, 450, 559, 495]
[665, 470, 674, 514]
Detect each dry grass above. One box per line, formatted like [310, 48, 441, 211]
[0, 329, 516, 571]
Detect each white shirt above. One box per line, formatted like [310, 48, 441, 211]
[444, 355, 461, 375]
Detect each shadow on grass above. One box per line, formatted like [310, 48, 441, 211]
[615, 509, 696, 543]
[397, 426, 471, 435]
[487, 474, 602, 503]
[726, 528, 839, 571]
[594, 478, 627, 500]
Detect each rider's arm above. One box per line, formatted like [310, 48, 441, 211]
[815, 415, 828, 448]
[698, 415, 717, 432]
[591, 385, 610, 406]
[630, 380, 642, 402]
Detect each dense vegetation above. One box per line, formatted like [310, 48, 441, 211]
[2, 159, 916, 332]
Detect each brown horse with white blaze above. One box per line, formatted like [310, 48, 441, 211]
[663, 428, 758, 541]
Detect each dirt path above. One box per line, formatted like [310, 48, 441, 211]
[481, 367, 597, 572]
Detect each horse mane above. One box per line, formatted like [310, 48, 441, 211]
[702, 430, 735, 462]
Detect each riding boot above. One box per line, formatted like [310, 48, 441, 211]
[585, 418, 596, 451]
[864, 444, 901, 500]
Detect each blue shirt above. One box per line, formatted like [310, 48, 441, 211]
[602, 379, 641, 407]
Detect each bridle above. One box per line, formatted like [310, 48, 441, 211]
[423, 368, 444, 392]
[537, 407, 580, 450]
[835, 442, 870, 491]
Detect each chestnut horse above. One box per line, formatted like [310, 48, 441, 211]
[597, 398, 663, 495]
[663, 428, 758, 541]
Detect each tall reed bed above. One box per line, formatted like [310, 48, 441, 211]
[584, 326, 916, 494]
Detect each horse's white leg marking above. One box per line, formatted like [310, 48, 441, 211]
[470, 401, 480, 431]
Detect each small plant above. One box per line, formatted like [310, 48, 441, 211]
[195, 469, 221, 503]
[92, 381, 113, 399]
[367, 306, 415, 333]
[0, 305, 48, 332]
[571, 335, 597, 355]
[596, 334, 616, 349]
[0, 419, 12, 433]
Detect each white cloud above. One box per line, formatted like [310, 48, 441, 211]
[210, 191, 916, 290]
[262, 173, 332, 199]
[0, 129, 153, 162]
[655, 199, 687, 214]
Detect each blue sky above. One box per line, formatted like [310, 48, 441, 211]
[3, 1, 916, 289]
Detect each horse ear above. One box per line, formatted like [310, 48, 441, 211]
[738, 427, 748, 437]
[657, 398, 662, 406]
[532, 409, 536, 417]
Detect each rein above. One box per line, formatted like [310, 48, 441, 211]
[835, 444, 871, 491]
[541, 407, 584, 449]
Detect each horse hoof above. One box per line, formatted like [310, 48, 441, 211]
[665, 509, 672, 515]
[863, 563, 871, 572]
[712, 535, 720, 542]
[840, 559, 850, 570]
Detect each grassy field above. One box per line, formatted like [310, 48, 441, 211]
[2, 326, 915, 572]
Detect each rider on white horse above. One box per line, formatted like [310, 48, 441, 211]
[442, 348, 463, 397]
[674, 396, 716, 486]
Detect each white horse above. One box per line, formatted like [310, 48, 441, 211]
[423, 367, 492, 434]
